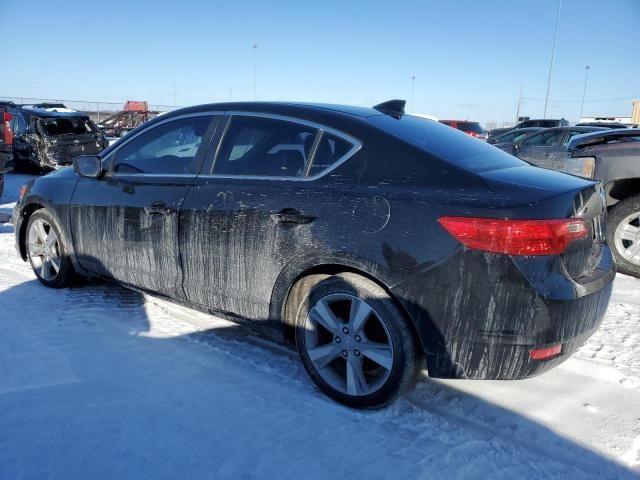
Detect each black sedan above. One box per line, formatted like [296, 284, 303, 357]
[13, 100, 615, 408]
[512, 126, 606, 167]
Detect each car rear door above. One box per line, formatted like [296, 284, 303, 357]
[69, 113, 218, 298]
[178, 113, 361, 321]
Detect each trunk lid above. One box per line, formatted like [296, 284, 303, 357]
[481, 165, 607, 280]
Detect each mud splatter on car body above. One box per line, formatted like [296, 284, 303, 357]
[13, 101, 615, 381]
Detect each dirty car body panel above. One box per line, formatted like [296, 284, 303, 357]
[13, 101, 615, 380]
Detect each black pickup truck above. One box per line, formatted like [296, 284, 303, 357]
[566, 129, 640, 276]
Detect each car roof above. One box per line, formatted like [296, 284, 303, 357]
[17, 107, 90, 119]
[530, 126, 606, 133]
[567, 128, 640, 150]
[439, 119, 480, 123]
[508, 127, 543, 132]
[167, 101, 384, 120]
[519, 118, 565, 122]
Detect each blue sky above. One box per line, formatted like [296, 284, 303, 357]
[1, 0, 638, 125]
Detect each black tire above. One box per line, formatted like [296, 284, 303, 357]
[607, 195, 640, 277]
[290, 272, 421, 409]
[26, 209, 76, 288]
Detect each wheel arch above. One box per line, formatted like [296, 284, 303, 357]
[17, 202, 46, 260]
[606, 177, 640, 206]
[270, 254, 428, 356]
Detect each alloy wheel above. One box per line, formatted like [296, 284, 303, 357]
[614, 212, 640, 267]
[28, 218, 62, 281]
[303, 293, 394, 396]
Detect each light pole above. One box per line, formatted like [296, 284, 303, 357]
[579, 65, 591, 121]
[252, 43, 258, 100]
[411, 76, 416, 111]
[515, 83, 523, 124]
[543, 0, 562, 119]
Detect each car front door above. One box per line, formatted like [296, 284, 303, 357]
[178, 113, 361, 321]
[69, 114, 218, 298]
[515, 129, 565, 168]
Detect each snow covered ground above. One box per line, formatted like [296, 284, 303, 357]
[1, 172, 639, 479]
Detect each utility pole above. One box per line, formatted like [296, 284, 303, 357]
[252, 43, 258, 100]
[543, 0, 562, 119]
[515, 83, 523, 124]
[411, 76, 416, 112]
[579, 65, 591, 121]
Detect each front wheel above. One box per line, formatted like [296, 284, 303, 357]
[607, 195, 640, 277]
[26, 210, 76, 288]
[291, 273, 421, 409]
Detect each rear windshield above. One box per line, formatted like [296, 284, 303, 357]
[369, 114, 527, 172]
[38, 116, 96, 136]
[457, 122, 485, 134]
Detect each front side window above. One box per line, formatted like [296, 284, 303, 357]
[495, 130, 521, 143]
[212, 116, 318, 178]
[112, 116, 212, 175]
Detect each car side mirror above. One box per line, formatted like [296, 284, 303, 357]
[73, 155, 103, 178]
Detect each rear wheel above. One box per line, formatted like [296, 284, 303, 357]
[608, 195, 640, 277]
[291, 272, 420, 409]
[26, 210, 76, 288]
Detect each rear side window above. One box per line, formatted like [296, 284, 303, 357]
[307, 133, 353, 177]
[369, 114, 526, 172]
[498, 130, 533, 143]
[213, 116, 318, 178]
[112, 115, 212, 174]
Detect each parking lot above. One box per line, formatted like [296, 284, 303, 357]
[1, 172, 639, 479]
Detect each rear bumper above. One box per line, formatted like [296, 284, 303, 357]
[392, 247, 615, 380]
[441, 279, 613, 379]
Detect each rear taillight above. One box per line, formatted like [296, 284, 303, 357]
[529, 344, 562, 361]
[438, 217, 589, 256]
[2, 111, 13, 145]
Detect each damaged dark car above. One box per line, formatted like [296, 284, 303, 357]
[10, 107, 108, 173]
[13, 100, 615, 408]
